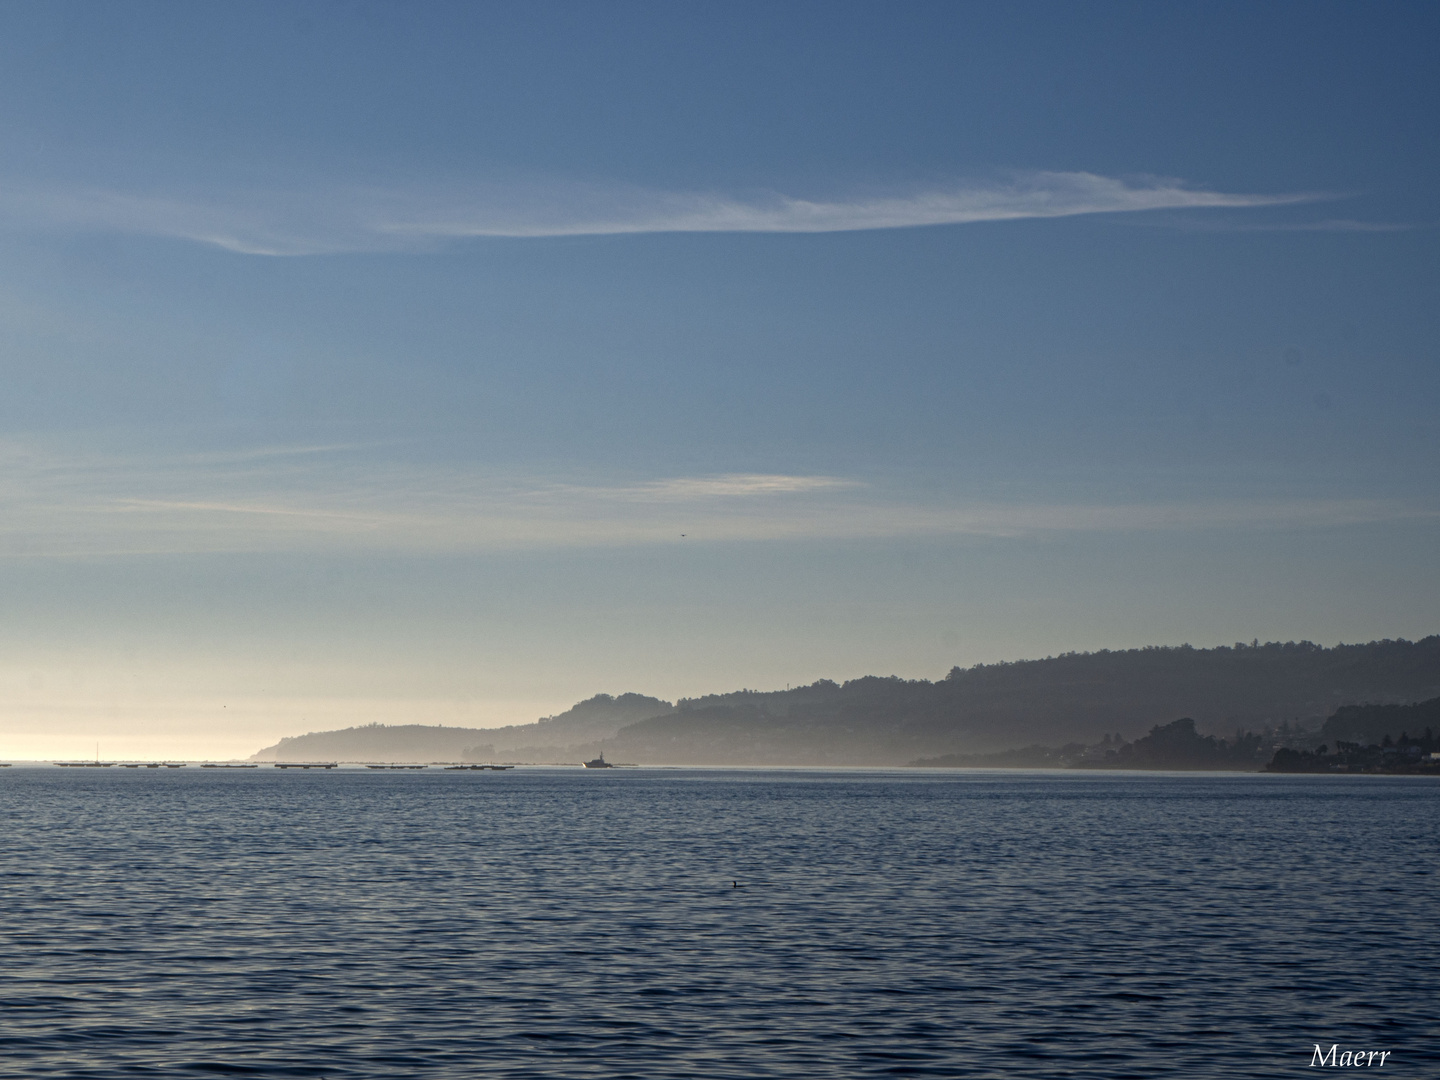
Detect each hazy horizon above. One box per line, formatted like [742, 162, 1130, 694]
[8, 632, 1437, 762]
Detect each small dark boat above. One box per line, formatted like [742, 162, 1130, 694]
[582, 753, 614, 769]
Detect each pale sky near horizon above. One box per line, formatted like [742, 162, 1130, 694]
[1, 1, 1437, 758]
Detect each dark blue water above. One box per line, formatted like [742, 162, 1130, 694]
[0, 768, 1434, 1078]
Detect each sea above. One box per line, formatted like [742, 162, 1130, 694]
[0, 767, 1434, 1079]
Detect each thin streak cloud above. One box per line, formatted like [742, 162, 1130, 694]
[1157, 216, 1420, 233]
[0, 443, 1427, 558]
[555, 474, 861, 501]
[0, 171, 1315, 255]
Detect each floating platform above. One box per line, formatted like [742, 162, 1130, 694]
[273, 763, 337, 769]
[443, 764, 515, 770]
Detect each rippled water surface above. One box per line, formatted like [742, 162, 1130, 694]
[0, 768, 1435, 1078]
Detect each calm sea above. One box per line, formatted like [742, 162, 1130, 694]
[0, 768, 1434, 1078]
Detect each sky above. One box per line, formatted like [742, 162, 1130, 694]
[0, 0, 1436, 758]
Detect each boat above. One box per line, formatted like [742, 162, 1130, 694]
[582, 753, 614, 769]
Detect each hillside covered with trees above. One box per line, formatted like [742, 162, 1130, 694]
[251, 693, 671, 762]
[250, 637, 1440, 766]
[603, 637, 1440, 765]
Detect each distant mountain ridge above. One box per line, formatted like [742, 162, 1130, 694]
[251, 723, 494, 763]
[250, 637, 1440, 765]
[250, 693, 672, 762]
[473, 693, 674, 754]
[601, 637, 1440, 765]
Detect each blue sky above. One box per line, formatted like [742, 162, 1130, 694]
[0, 1, 1436, 756]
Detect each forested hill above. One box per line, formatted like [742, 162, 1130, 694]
[473, 692, 673, 751]
[251, 693, 672, 762]
[249, 638, 1440, 765]
[1321, 695, 1440, 746]
[251, 723, 496, 763]
[602, 637, 1440, 765]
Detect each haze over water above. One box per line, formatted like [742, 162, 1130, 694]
[2, 767, 1434, 1078]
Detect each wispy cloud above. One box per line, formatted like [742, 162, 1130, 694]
[556, 474, 860, 501]
[0, 171, 1317, 255]
[1156, 216, 1420, 234]
[376, 172, 1312, 238]
[0, 440, 1428, 558]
